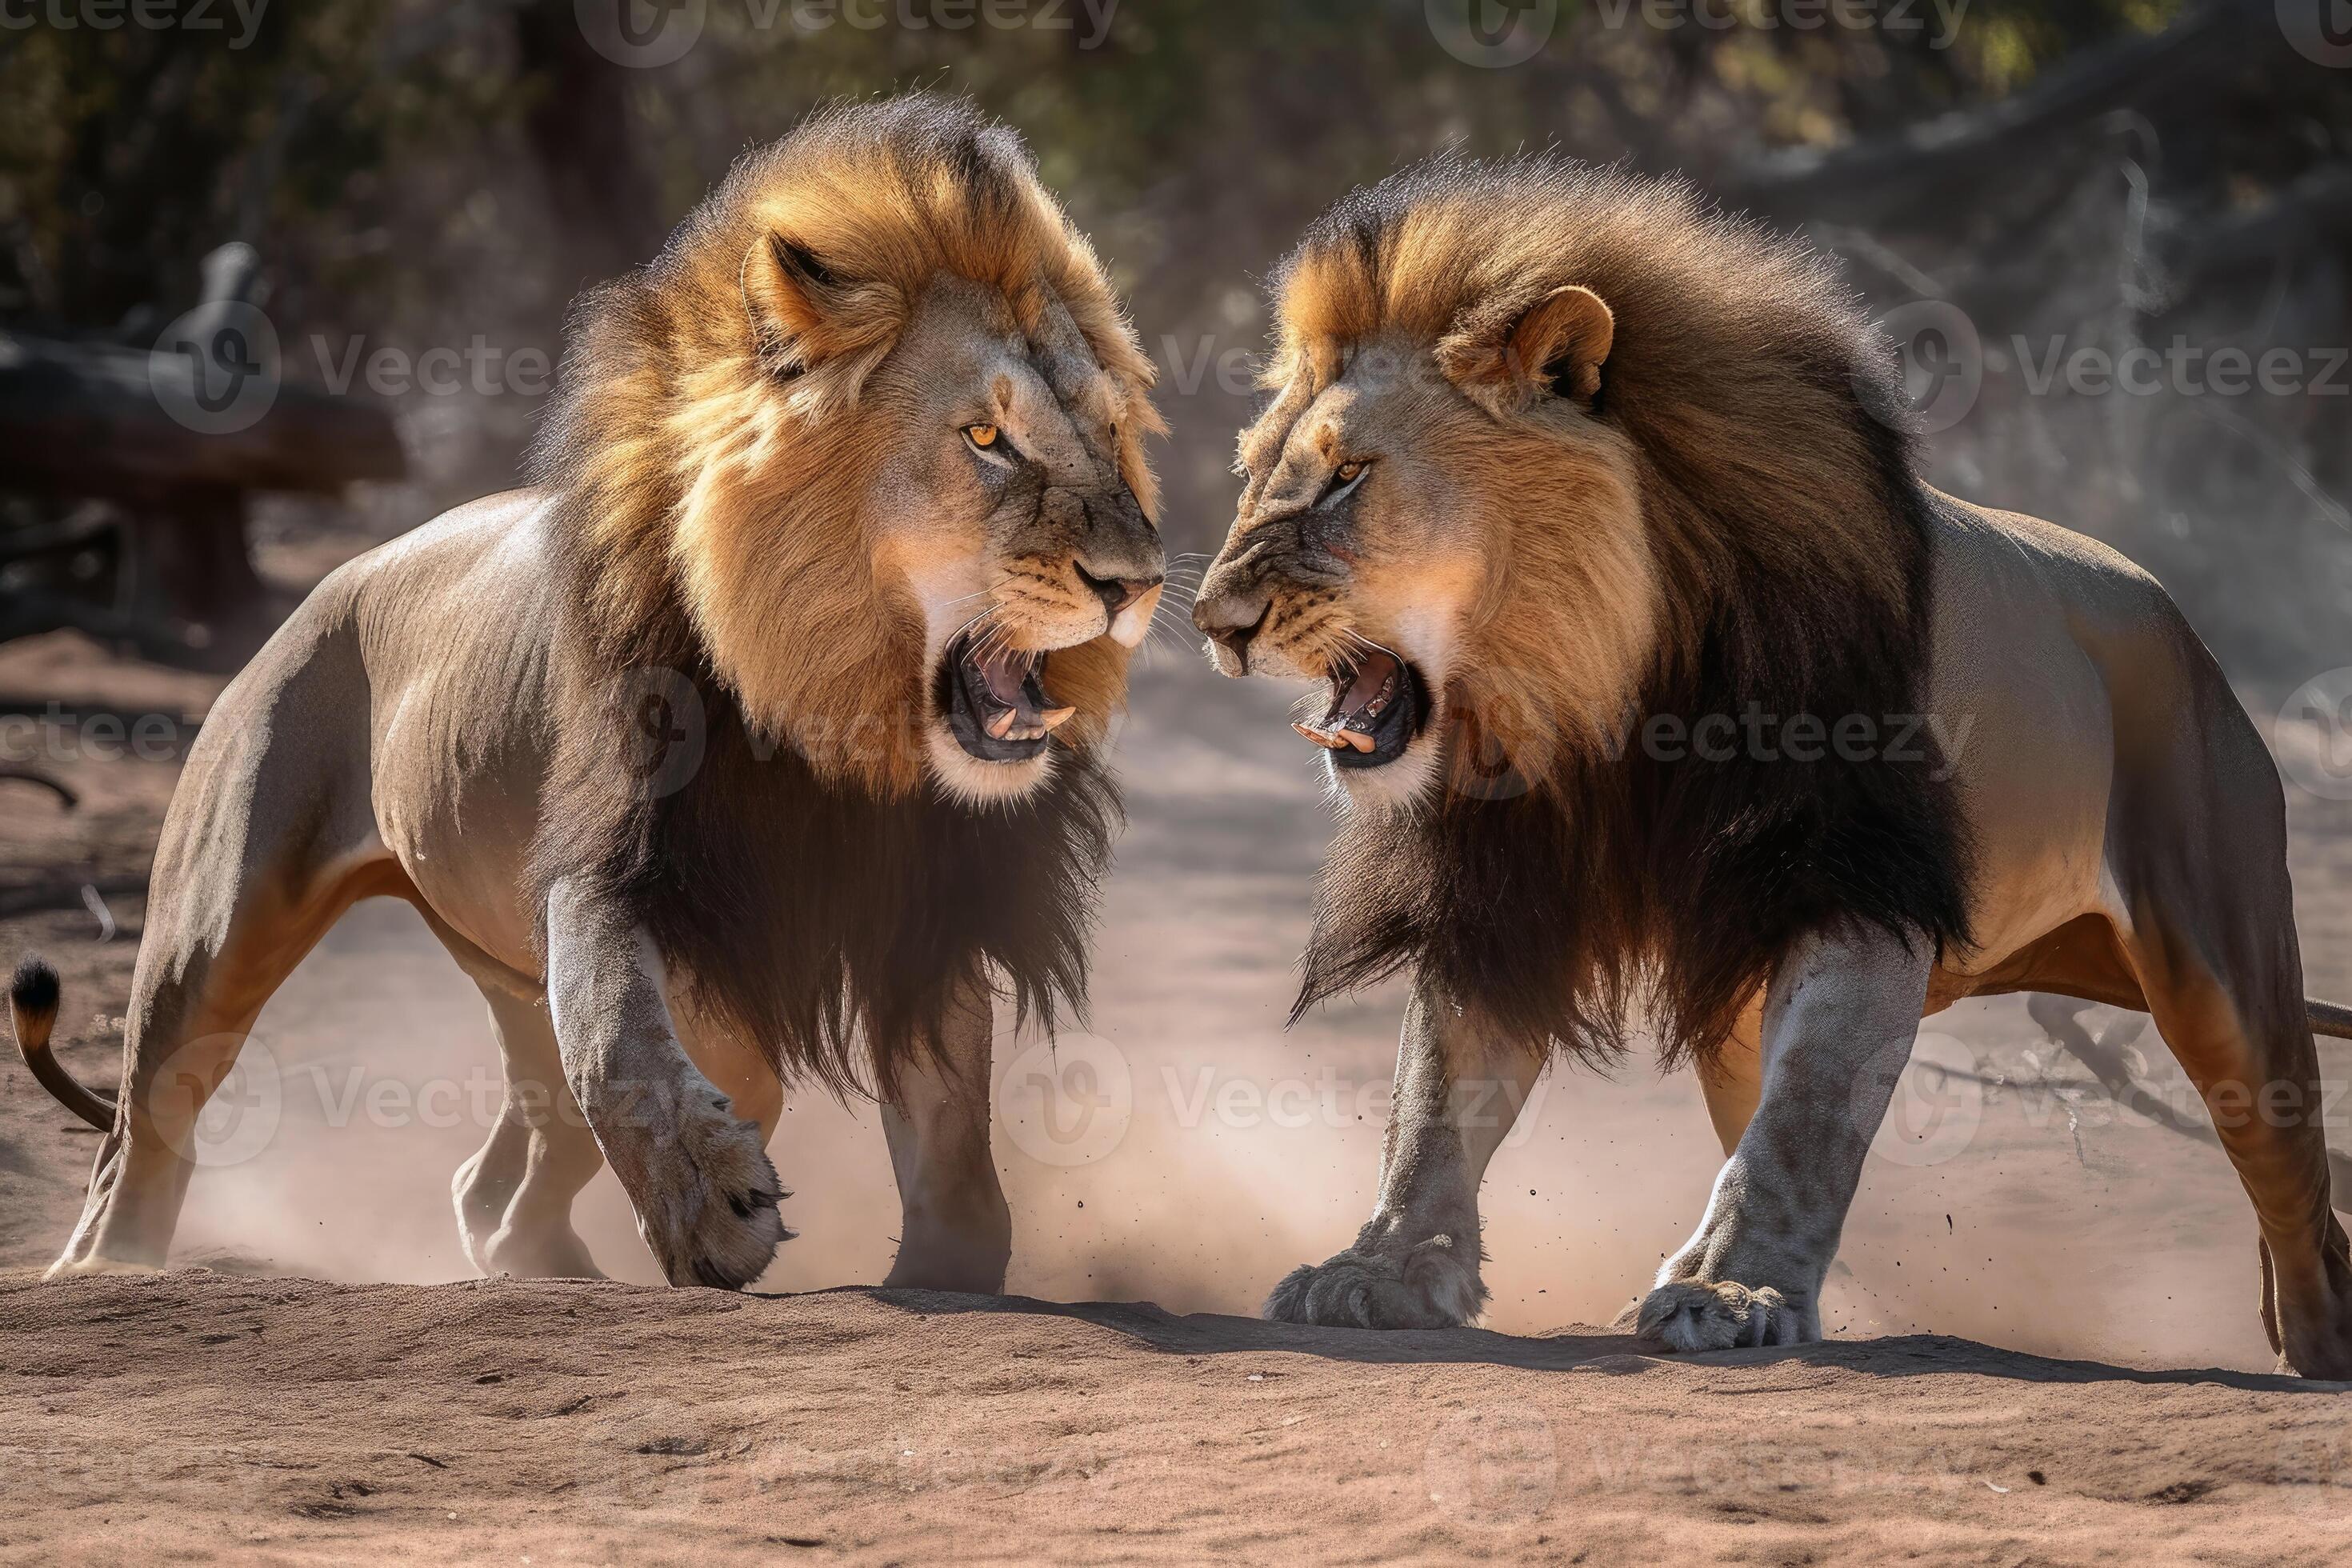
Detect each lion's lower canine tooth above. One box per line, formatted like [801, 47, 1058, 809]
[986, 709, 1018, 740]
[1338, 728, 1378, 753]
[1038, 706, 1078, 733]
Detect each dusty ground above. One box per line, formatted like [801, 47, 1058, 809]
[5, 517, 2352, 1562]
[6, 1274, 2350, 1566]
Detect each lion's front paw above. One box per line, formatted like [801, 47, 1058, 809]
[1263, 1238, 1486, 1329]
[638, 1097, 791, 1291]
[1628, 1279, 1810, 1351]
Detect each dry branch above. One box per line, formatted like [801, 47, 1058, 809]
[1719, 0, 2275, 221]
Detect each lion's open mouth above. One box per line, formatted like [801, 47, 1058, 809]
[1294, 646, 1426, 770]
[937, 631, 1075, 763]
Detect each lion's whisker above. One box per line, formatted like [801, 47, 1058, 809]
[1142, 618, 1195, 659]
[975, 618, 1018, 663]
[1143, 601, 1200, 653]
[952, 604, 1009, 647]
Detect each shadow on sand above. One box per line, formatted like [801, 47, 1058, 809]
[859, 1286, 2337, 1394]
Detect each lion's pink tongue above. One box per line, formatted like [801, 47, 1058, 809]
[970, 643, 1074, 742]
[975, 645, 1030, 706]
[1308, 650, 1399, 734]
[1296, 651, 1402, 753]
[1337, 653, 1398, 717]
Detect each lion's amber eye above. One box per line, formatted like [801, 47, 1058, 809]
[966, 424, 999, 449]
[1336, 461, 1365, 482]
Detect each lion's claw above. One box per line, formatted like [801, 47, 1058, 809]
[1628, 1280, 1809, 1351]
[642, 1100, 790, 1291]
[1263, 1239, 1486, 1329]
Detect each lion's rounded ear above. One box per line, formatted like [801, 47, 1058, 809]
[1440, 284, 1614, 418]
[740, 232, 846, 378]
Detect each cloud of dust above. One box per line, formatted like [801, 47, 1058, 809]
[153, 682, 2335, 1379]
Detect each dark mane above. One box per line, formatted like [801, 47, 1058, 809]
[1286, 154, 1975, 1066]
[534, 651, 1118, 1098]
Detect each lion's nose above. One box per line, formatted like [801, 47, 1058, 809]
[1077, 564, 1160, 619]
[1193, 588, 1270, 663]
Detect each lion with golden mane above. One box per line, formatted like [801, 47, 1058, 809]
[12, 94, 1166, 1292]
[1193, 154, 2352, 1378]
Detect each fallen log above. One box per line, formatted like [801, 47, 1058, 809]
[0, 329, 406, 504]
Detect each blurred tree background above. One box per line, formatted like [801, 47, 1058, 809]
[1, 0, 2346, 685]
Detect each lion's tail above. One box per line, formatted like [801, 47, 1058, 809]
[2310, 998, 2352, 1042]
[10, 958, 114, 1132]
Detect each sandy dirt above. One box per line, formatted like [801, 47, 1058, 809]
[6, 1274, 2350, 1566]
[4, 522, 2352, 1561]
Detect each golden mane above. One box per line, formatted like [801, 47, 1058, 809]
[526, 95, 1153, 1094]
[531, 92, 1160, 798]
[1273, 155, 1975, 1066]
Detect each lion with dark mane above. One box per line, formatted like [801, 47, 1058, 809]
[12, 94, 1166, 1293]
[1194, 153, 2352, 1377]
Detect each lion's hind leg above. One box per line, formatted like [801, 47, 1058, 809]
[452, 986, 609, 1281]
[2107, 723, 2352, 1378]
[447, 989, 789, 1283]
[2130, 935, 2352, 1379]
[1694, 990, 1767, 1158]
[878, 975, 1010, 1294]
[50, 606, 396, 1277]
[53, 851, 398, 1277]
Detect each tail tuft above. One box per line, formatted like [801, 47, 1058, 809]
[10, 956, 111, 1131]
[11, 956, 62, 1029]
